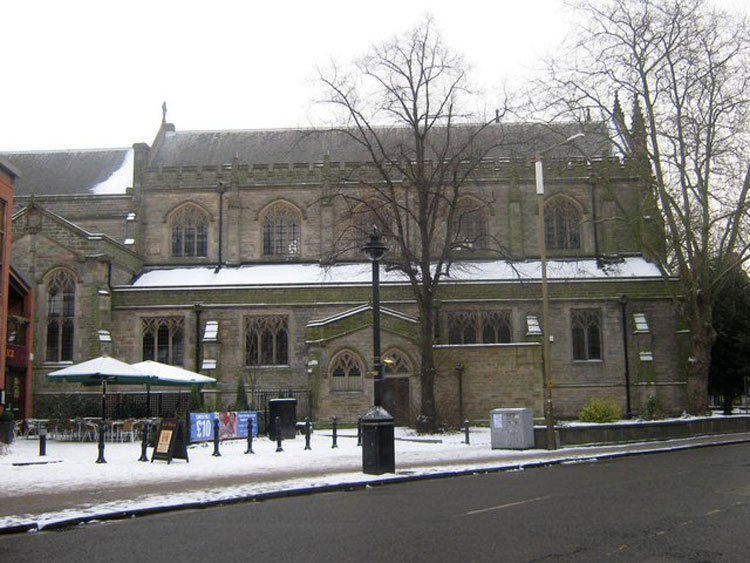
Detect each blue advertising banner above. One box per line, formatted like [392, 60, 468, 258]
[189, 411, 258, 442]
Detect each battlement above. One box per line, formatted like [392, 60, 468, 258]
[143, 155, 634, 189]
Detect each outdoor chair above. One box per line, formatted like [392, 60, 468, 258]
[80, 420, 98, 442]
[119, 419, 136, 442]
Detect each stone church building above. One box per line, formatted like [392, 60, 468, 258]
[1, 118, 686, 425]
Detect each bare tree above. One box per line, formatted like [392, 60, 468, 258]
[318, 17, 511, 431]
[536, 0, 750, 413]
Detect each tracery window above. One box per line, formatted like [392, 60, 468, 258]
[245, 316, 289, 366]
[45, 269, 76, 362]
[383, 349, 413, 376]
[142, 317, 185, 365]
[329, 350, 364, 392]
[544, 197, 581, 250]
[350, 199, 392, 250]
[452, 197, 489, 249]
[262, 202, 301, 257]
[447, 310, 512, 344]
[571, 309, 602, 361]
[171, 205, 208, 257]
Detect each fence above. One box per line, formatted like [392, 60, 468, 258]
[248, 389, 312, 434]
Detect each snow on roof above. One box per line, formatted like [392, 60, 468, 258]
[126, 257, 663, 289]
[91, 148, 133, 194]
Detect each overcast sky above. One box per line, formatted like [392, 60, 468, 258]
[2, 0, 747, 152]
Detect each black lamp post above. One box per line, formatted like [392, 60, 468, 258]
[361, 229, 388, 406]
[360, 228, 395, 475]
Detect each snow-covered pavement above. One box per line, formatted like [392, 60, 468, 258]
[2, 427, 747, 532]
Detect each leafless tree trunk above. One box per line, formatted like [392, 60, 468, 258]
[318, 17, 511, 431]
[535, 0, 750, 414]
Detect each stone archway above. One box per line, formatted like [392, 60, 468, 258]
[382, 349, 413, 425]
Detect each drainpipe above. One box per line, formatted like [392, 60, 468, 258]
[194, 302, 204, 373]
[455, 363, 465, 424]
[590, 178, 601, 266]
[216, 182, 225, 272]
[619, 295, 632, 417]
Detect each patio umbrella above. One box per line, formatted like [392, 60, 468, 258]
[131, 360, 216, 419]
[131, 360, 216, 386]
[47, 355, 156, 463]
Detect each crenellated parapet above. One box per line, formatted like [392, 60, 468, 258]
[141, 155, 632, 190]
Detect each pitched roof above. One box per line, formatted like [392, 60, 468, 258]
[0, 148, 132, 196]
[146, 122, 609, 168]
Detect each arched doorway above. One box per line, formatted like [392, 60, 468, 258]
[382, 349, 412, 425]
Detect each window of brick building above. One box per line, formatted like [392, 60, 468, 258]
[171, 204, 208, 257]
[245, 315, 289, 366]
[447, 310, 512, 344]
[262, 202, 301, 257]
[45, 269, 76, 362]
[329, 350, 364, 392]
[571, 309, 602, 360]
[142, 317, 185, 365]
[544, 197, 581, 250]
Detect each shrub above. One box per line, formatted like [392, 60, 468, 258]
[640, 394, 664, 421]
[0, 410, 14, 422]
[578, 397, 623, 423]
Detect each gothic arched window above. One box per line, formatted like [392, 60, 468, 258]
[452, 197, 489, 250]
[447, 310, 513, 344]
[171, 205, 208, 257]
[571, 309, 602, 360]
[329, 350, 364, 392]
[350, 199, 392, 250]
[245, 316, 289, 366]
[142, 317, 185, 365]
[262, 202, 301, 257]
[544, 197, 581, 250]
[46, 269, 76, 362]
[383, 349, 413, 376]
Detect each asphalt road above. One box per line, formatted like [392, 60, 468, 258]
[4, 443, 750, 562]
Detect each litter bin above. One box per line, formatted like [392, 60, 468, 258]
[361, 406, 395, 474]
[268, 398, 297, 440]
[490, 408, 534, 449]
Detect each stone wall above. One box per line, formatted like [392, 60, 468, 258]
[433, 343, 543, 425]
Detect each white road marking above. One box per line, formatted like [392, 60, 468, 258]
[461, 495, 551, 517]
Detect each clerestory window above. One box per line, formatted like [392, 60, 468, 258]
[171, 204, 208, 258]
[262, 202, 301, 257]
[544, 197, 581, 250]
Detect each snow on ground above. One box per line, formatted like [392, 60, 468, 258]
[0, 427, 591, 530]
[0, 420, 734, 531]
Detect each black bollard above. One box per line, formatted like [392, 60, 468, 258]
[332, 416, 338, 449]
[304, 417, 311, 451]
[357, 416, 362, 447]
[275, 416, 283, 452]
[212, 418, 221, 457]
[39, 426, 47, 457]
[96, 423, 107, 464]
[139, 422, 150, 462]
[245, 417, 254, 454]
[463, 419, 470, 445]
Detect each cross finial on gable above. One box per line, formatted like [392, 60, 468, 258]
[162, 102, 168, 124]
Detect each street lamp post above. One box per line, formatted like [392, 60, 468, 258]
[362, 230, 387, 407]
[360, 228, 395, 475]
[534, 132, 584, 451]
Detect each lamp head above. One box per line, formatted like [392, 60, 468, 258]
[361, 228, 388, 262]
